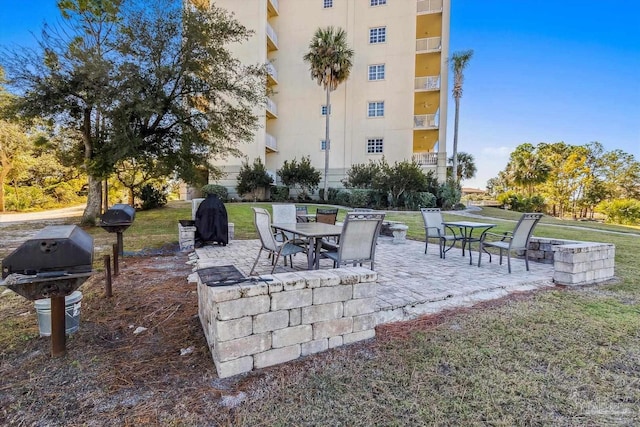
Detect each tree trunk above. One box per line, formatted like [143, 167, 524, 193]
[323, 86, 331, 201]
[0, 169, 7, 212]
[452, 96, 461, 184]
[129, 187, 135, 206]
[82, 175, 103, 225]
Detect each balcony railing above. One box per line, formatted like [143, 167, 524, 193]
[266, 97, 278, 118]
[416, 37, 441, 53]
[414, 75, 440, 91]
[412, 152, 439, 166]
[266, 22, 278, 50]
[417, 0, 443, 14]
[265, 133, 277, 151]
[266, 61, 278, 84]
[267, 0, 279, 16]
[414, 114, 438, 129]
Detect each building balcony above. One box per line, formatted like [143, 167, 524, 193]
[266, 97, 278, 119]
[416, 37, 441, 53]
[414, 114, 438, 130]
[267, 0, 279, 17]
[265, 133, 278, 152]
[417, 0, 443, 15]
[266, 22, 278, 51]
[266, 61, 278, 86]
[412, 152, 439, 166]
[415, 75, 440, 91]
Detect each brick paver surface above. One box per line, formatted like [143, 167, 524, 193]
[195, 237, 555, 325]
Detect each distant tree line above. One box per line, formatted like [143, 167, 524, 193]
[487, 142, 640, 224]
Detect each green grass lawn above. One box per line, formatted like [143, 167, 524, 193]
[2, 202, 639, 424]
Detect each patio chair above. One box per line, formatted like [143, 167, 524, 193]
[321, 211, 385, 270]
[316, 207, 338, 225]
[296, 205, 309, 222]
[478, 213, 543, 273]
[272, 204, 298, 241]
[250, 208, 305, 275]
[420, 207, 461, 258]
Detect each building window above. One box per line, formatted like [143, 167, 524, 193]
[370, 0, 387, 6]
[321, 105, 331, 116]
[368, 101, 385, 117]
[367, 138, 384, 154]
[321, 140, 327, 150]
[369, 27, 386, 44]
[368, 64, 385, 81]
[323, 0, 333, 8]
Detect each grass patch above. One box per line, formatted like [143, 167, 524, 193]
[2, 202, 640, 424]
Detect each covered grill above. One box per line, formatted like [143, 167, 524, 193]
[0, 225, 94, 356]
[99, 203, 136, 255]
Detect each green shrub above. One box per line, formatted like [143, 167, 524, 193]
[139, 183, 168, 210]
[201, 184, 229, 202]
[236, 158, 273, 198]
[342, 161, 381, 189]
[334, 190, 351, 207]
[404, 191, 436, 210]
[270, 185, 290, 202]
[277, 156, 321, 199]
[349, 189, 372, 207]
[437, 181, 461, 210]
[596, 198, 640, 225]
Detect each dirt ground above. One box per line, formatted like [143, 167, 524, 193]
[0, 251, 236, 425]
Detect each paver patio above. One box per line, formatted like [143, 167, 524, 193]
[194, 236, 555, 325]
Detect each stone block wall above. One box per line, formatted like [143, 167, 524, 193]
[517, 237, 579, 264]
[178, 224, 197, 251]
[197, 268, 378, 378]
[553, 243, 615, 286]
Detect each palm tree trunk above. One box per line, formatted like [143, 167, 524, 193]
[452, 96, 461, 183]
[323, 86, 331, 200]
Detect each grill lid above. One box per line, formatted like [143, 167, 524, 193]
[101, 204, 135, 225]
[2, 225, 94, 279]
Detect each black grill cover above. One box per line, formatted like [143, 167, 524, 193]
[195, 194, 228, 246]
[101, 204, 135, 224]
[2, 225, 94, 279]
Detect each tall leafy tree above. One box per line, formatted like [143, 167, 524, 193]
[303, 27, 354, 200]
[449, 49, 474, 184]
[2, 0, 265, 223]
[3, 0, 121, 223]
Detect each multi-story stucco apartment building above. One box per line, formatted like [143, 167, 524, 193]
[207, 0, 450, 197]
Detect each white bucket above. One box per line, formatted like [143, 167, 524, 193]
[34, 291, 83, 337]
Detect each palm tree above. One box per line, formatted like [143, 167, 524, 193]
[303, 27, 354, 200]
[450, 49, 474, 184]
[448, 152, 477, 184]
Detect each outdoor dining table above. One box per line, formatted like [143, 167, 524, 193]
[271, 222, 342, 270]
[441, 221, 496, 265]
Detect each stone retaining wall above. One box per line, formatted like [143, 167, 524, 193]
[519, 237, 579, 264]
[197, 268, 378, 378]
[553, 243, 615, 286]
[519, 237, 615, 286]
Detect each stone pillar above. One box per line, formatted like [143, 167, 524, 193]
[390, 224, 408, 244]
[553, 243, 615, 286]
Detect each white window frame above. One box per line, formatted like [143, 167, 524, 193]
[323, 0, 333, 8]
[368, 64, 385, 81]
[369, 27, 386, 44]
[370, 0, 387, 6]
[367, 138, 384, 154]
[367, 101, 385, 118]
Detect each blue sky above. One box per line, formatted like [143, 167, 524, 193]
[1, 1, 639, 189]
[448, 0, 640, 188]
